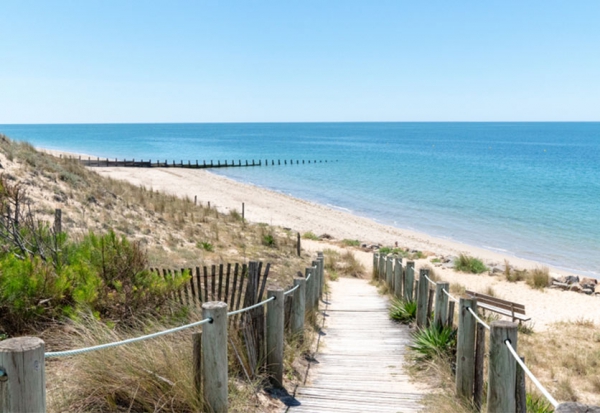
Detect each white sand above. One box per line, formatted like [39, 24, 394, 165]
[41, 148, 600, 330]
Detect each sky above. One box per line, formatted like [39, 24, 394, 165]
[1, 1, 599, 123]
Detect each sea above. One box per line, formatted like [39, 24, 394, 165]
[1, 122, 598, 278]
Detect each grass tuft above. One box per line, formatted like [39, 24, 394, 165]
[454, 254, 488, 274]
[527, 267, 550, 290]
[389, 298, 417, 323]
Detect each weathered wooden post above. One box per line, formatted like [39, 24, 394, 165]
[372, 252, 379, 278]
[192, 332, 202, 401]
[0, 337, 46, 412]
[456, 298, 477, 401]
[386, 255, 393, 290]
[434, 282, 450, 328]
[378, 253, 386, 282]
[267, 288, 284, 388]
[317, 252, 324, 299]
[416, 268, 430, 328]
[516, 356, 526, 413]
[474, 323, 486, 412]
[54, 208, 62, 234]
[194, 195, 197, 205]
[487, 321, 518, 413]
[404, 261, 415, 301]
[312, 260, 320, 307]
[426, 287, 435, 326]
[202, 301, 228, 412]
[296, 232, 301, 256]
[291, 278, 306, 338]
[305, 267, 315, 312]
[394, 257, 403, 298]
[448, 301, 456, 327]
[242, 202, 245, 221]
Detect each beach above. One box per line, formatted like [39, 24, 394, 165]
[42, 148, 600, 331]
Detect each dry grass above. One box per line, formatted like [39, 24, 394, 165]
[323, 249, 365, 278]
[526, 267, 550, 290]
[519, 320, 600, 405]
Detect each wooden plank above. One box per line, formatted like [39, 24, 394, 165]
[465, 290, 526, 312]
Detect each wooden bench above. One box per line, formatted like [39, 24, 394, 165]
[465, 290, 531, 323]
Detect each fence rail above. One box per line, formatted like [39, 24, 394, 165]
[372, 251, 598, 413]
[0, 255, 327, 413]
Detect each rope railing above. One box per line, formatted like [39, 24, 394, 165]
[46, 281, 298, 358]
[423, 273, 437, 286]
[467, 306, 490, 330]
[505, 339, 559, 408]
[442, 287, 459, 302]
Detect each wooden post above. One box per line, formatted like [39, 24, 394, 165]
[378, 254, 386, 282]
[311, 262, 319, 308]
[0, 337, 46, 412]
[267, 288, 284, 388]
[394, 258, 403, 298]
[54, 208, 62, 234]
[194, 195, 197, 205]
[305, 267, 314, 312]
[242, 202, 245, 221]
[201, 301, 228, 412]
[487, 321, 518, 413]
[474, 323, 485, 412]
[193, 332, 202, 401]
[386, 256, 393, 290]
[405, 261, 415, 301]
[448, 301, 456, 327]
[317, 252, 324, 299]
[416, 269, 430, 328]
[434, 282, 449, 328]
[516, 356, 526, 413]
[291, 278, 306, 338]
[426, 287, 434, 326]
[456, 298, 477, 401]
[372, 252, 379, 279]
[296, 232, 301, 256]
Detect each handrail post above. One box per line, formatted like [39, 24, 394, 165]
[305, 267, 314, 312]
[192, 332, 202, 403]
[291, 277, 306, 339]
[404, 261, 415, 301]
[487, 321, 518, 413]
[373, 252, 379, 279]
[267, 288, 285, 388]
[456, 298, 477, 401]
[378, 253, 386, 282]
[317, 252, 324, 300]
[386, 255, 393, 290]
[393, 257, 403, 298]
[202, 301, 228, 412]
[434, 282, 449, 328]
[416, 268, 430, 328]
[311, 261, 320, 308]
[0, 337, 46, 412]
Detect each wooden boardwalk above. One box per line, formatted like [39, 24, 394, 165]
[285, 277, 424, 413]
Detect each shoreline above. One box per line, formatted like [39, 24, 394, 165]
[40, 147, 585, 279]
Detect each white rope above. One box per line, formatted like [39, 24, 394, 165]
[305, 273, 312, 281]
[423, 274, 437, 286]
[467, 307, 490, 330]
[505, 339, 559, 408]
[45, 317, 212, 358]
[227, 296, 275, 317]
[284, 283, 300, 296]
[442, 288, 459, 302]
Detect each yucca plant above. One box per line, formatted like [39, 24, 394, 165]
[526, 393, 554, 413]
[410, 325, 457, 361]
[389, 298, 417, 323]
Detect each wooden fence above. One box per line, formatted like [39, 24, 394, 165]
[66, 155, 338, 169]
[372, 252, 598, 413]
[0, 255, 326, 413]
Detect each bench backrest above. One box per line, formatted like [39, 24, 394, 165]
[465, 290, 526, 315]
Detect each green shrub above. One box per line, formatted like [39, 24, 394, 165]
[454, 254, 488, 274]
[389, 298, 417, 323]
[410, 324, 457, 361]
[526, 393, 554, 413]
[262, 233, 276, 247]
[342, 239, 360, 247]
[379, 247, 392, 255]
[302, 231, 319, 240]
[197, 241, 214, 252]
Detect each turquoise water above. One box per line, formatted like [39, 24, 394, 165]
[1, 122, 599, 277]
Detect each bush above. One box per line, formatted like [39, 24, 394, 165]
[197, 241, 214, 252]
[342, 239, 360, 247]
[389, 298, 417, 323]
[527, 267, 550, 290]
[262, 233, 276, 247]
[526, 393, 554, 413]
[454, 254, 488, 274]
[410, 324, 457, 361]
[302, 231, 319, 240]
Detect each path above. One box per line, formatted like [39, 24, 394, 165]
[286, 277, 424, 413]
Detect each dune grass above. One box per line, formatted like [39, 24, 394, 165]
[454, 254, 488, 274]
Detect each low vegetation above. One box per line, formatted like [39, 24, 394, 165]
[410, 325, 457, 361]
[323, 249, 365, 278]
[389, 298, 417, 323]
[527, 266, 551, 290]
[454, 253, 488, 274]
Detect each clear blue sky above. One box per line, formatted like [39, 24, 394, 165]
[1, 1, 599, 123]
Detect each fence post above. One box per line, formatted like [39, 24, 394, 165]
[373, 252, 379, 279]
[291, 278, 306, 338]
[516, 356, 526, 413]
[202, 301, 228, 413]
[242, 202, 245, 221]
[474, 323, 485, 412]
[434, 282, 449, 328]
[386, 256, 393, 290]
[426, 287, 435, 326]
[267, 288, 285, 388]
[487, 320, 518, 413]
[456, 298, 477, 401]
[416, 268, 430, 328]
[193, 332, 202, 402]
[0, 337, 46, 412]
[448, 301, 456, 327]
[311, 261, 320, 308]
[296, 232, 301, 256]
[54, 208, 62, 234]
[394, 257, 403, 298]
[317, 252, 324, 299]
[378, 253, 386, 282]
[305, 267, 314, 312]
[404, 261, 415, 301]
